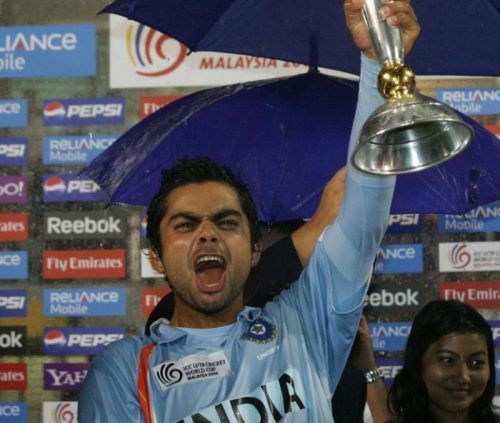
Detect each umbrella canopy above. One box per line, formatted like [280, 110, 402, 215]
[81, 72, 500, 222]
[101, 0, 500, 77]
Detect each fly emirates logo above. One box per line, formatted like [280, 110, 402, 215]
[43, 249, 126, 279]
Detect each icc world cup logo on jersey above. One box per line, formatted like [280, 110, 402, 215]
[156, 362, 183, 387]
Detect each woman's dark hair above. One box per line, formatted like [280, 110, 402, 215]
[388, 300, 497, 422]
[146, 157, 261, 256]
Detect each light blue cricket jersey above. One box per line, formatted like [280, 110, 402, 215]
[78, 56, 395, 423]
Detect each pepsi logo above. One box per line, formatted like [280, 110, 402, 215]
[44, 329, 66, 346]
[44, 176, 66, 193]
[44, 101, 66, 118]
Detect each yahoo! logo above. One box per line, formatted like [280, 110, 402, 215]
[126, 23, 187, 77]
[448, 243, 472, 269]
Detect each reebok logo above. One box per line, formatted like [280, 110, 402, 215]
[44, 212, 126, 239]
[367, 288, 419, 307]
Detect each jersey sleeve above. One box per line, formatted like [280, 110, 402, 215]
[276, 55, 396, 395]
[78, 338, 143, 423]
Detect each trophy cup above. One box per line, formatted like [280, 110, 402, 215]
[351, 0, 473, 175]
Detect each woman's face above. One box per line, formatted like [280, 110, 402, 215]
[422, 332, 490, 421]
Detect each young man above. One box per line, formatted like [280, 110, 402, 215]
[79, 1, 420, 421]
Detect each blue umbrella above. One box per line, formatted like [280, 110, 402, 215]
[81, 72, 500, 222]
[101, 0, 500, 76]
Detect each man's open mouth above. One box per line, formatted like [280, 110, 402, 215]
[194, 255, 227, 292]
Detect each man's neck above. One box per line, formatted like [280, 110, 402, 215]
[170, 300, 243, 329]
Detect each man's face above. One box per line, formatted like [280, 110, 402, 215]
[150, 181, 260, 326]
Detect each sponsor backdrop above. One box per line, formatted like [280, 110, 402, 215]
[0, 1, 499, 421]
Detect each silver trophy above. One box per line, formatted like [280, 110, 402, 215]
[351, 0, 473, 175]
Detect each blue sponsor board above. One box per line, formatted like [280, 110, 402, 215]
[0, 290, 27, 317]
[0, 251, 28, 280]
[370, 321, 412, 352]
[42, 174, 108, 203]
[44, 288, 126, 317]
[43, 97, 125, 126]
[386, 214, 422, 234]
[0, 100, 27, 128]
[375, 358, 404, 388]
[436, 87, 500, 116]
[0, 402, 27, 422]
[43, 135, 118, 165]
[374, 244, 423, 274]
[0, 24, 96, 78]
[439, 203, 500, 233]
[0, 138, 28, 165]
[43, 326, 126, 355]
[491, 321, 500, 348]
[496, 356, 500, 384]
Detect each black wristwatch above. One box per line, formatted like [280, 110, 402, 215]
[364, 367, 385, 383]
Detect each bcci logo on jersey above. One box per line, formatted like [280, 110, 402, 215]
[242, 318, 277, 344]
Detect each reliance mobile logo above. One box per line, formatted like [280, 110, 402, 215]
[43, 401, 78, 423]
[43, 327, 125, 355]
[370, 322, 412, 352]
[0, 402, 27, 422]
[448, 243, 472, 269]
[437, 87, 500, 116]
[374, 244, 423, 274]
[0, 290, 27, 317]
[439, 203, 500, 233]
[0, 251, 28, 280]
[42, 174, 108, 203]
[0, 24, 96, 78]
[0, 138, 28, 165]
[0, 100, 28, 128]
[126, 23, 187, 77]
[44, 288, 127, 317]
[43, 135, 118, 165]
[43, 97, 125, 126]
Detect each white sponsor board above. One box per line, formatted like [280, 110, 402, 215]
[109, 16, 355, 88]
[439, 241, 500, 272]
[140, 248, 163, 279]
[43, 401, 78, 423]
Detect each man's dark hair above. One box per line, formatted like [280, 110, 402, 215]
[388, 299, 498, 422]
[146, 157, 262, 255]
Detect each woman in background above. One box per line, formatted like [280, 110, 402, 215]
[388, 300, 498, 423]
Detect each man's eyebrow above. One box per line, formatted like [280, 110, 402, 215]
[167, 209, 243, 224]
[436, 349, 488, 357]
[168, 212, 201, 224]
[211, 209, 243, 221]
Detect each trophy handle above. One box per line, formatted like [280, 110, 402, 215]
[362, 0, 404, 65]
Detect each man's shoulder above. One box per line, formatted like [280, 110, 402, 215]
[93, 334, 152, 368]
